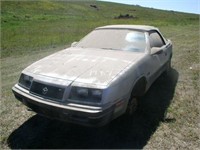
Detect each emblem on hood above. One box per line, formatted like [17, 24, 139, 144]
[42, 87, 48, 95]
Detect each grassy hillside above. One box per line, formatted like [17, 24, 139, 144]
[1, 1, 199, 149]
[1, 0, 198, 57]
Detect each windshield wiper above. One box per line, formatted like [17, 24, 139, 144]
[101, 47, 120, 51]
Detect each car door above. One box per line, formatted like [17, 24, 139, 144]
[147, 31, 168, 84]
[149, 31, 168, 65]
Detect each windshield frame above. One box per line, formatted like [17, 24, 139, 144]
[75, 28, 148, 53]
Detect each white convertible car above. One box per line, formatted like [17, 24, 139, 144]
[12, 25, 172, 126]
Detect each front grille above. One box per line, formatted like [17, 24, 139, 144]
[30, 81, 65, 101]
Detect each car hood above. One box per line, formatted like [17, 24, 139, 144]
[24, 48, 145, 86]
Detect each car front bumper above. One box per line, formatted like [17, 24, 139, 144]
[12, 84, 114, 127]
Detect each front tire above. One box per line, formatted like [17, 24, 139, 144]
[125, 77, 146, 116]
[126, 96, 138, 116]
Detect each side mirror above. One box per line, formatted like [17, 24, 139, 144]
[167, 39, 171, 43]
[151, 47, 163, 55]
[71, 42, 78, 47]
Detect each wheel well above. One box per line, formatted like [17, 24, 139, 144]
[131, 77, 147, 97]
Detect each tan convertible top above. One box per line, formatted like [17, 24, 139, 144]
[96, 25, 158, 31]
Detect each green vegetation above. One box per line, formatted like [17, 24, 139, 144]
[1, 1, 199, 149]
[1, 1, 198, 57]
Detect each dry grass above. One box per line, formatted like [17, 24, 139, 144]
[1, 1, 199, 149]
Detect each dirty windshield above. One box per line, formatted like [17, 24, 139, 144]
[76, 29, 146, 52]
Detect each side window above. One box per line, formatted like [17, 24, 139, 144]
[149, 31, 165, 48]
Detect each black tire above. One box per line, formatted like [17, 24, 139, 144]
[125, 96, 138, 116]
[125, 77, 146, 116]
[164, 59, 171, 75]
